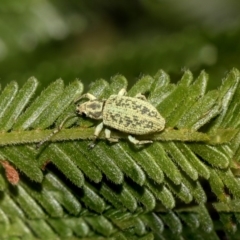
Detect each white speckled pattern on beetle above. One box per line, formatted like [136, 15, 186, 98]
[103, 95, 165, 135]
[75, 88, 165, 146]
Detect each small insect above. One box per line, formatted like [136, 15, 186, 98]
[76, 88, 165, 147]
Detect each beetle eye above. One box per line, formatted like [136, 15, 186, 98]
[81, 112, 87, 118]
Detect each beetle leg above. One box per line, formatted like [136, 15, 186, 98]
[88, 122, 104, 148]
[105, 128, 118, 143]
[135, 93, 147, 101]
[74, 93, 97, 103]
[36, 114, 76, 148]
[94, 122, 104, 138]
[118, 88, 127, 96]
[128, 135, 152, 145]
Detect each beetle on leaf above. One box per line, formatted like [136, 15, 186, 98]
[76, 89, 165, 148]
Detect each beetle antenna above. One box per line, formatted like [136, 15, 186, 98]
[36, 114, 76, 148]
[74, 93, 97, 103]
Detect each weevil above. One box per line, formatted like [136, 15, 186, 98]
[76, 88, 165, 147]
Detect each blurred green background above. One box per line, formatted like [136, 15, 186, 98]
[1, 0, 240, 90]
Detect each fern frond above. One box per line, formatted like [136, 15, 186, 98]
[0, 69, 240, 239]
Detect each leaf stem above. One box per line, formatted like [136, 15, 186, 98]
[0, 128, 236, 146]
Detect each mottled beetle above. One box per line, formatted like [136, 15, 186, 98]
[76, 89, 165, 147]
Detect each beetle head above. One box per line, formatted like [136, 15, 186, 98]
[76, 100, 104, 120]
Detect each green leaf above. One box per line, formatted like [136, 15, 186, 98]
[0, 77, 38, 131]
[13, 79, 65, 130]
[0, 69, 239, 239]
